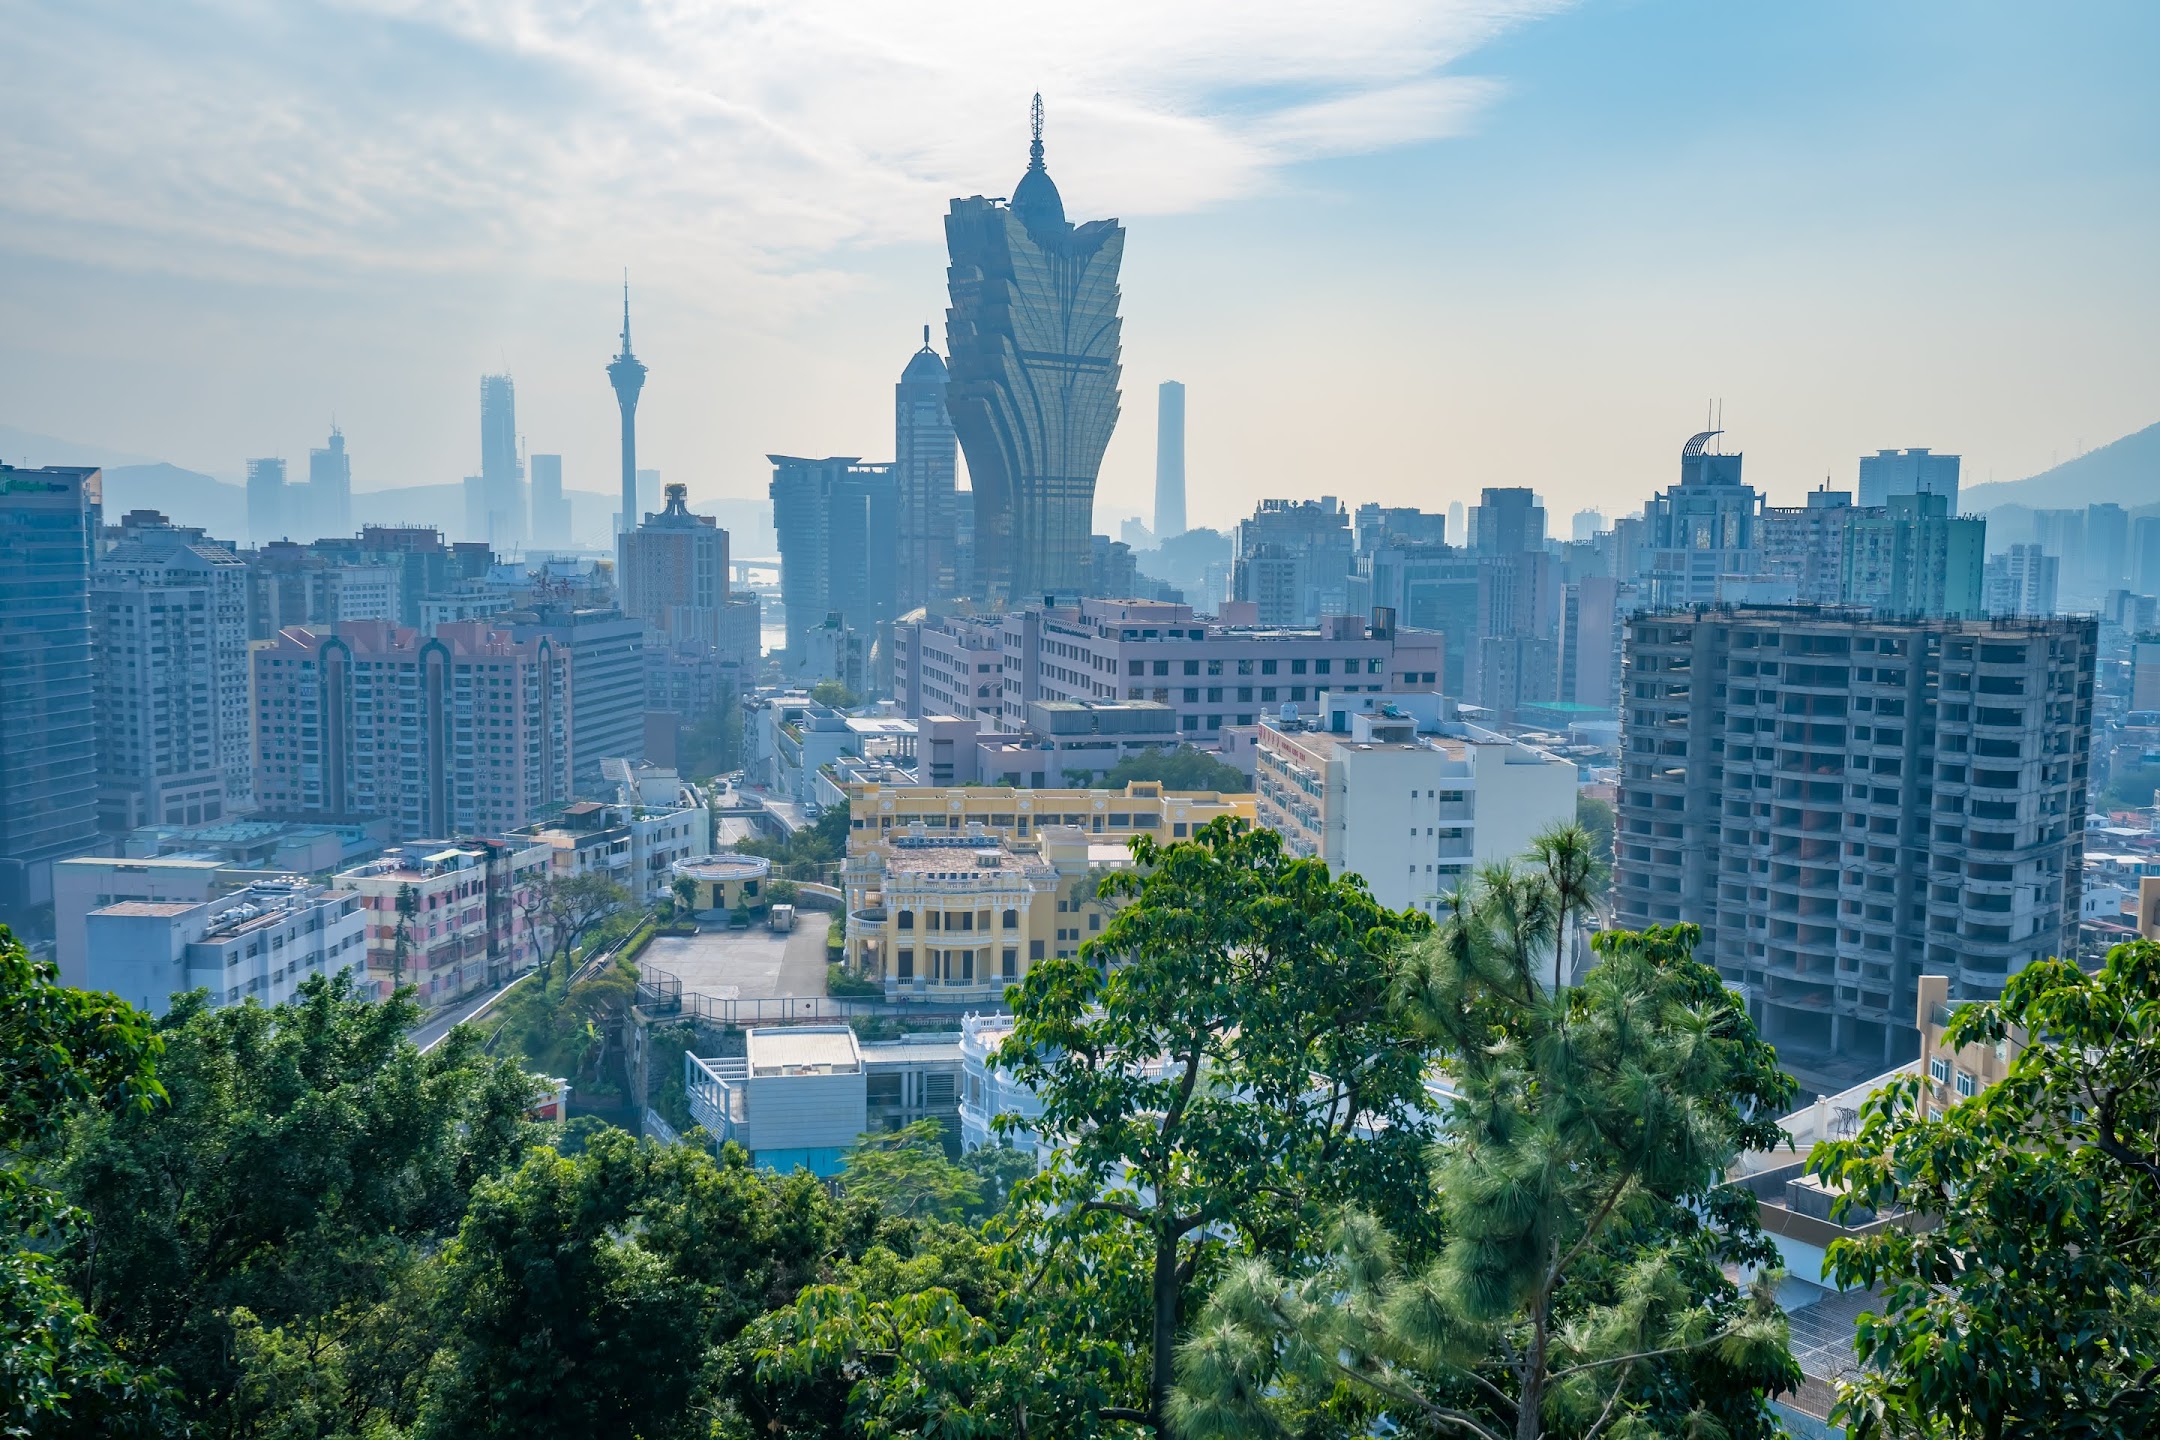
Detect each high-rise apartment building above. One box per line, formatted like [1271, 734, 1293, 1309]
[1470, 487, 1546, 557]
[2082, 502, 2130, 595]
[529, 453, 570, 549]
[1155, 380, 1186, 541]
[1352, 505, 1448, 554]
[769, 455, 898, 661]
[621, 483, 727, 646]
[1840, 493, 1986, 617]
[1982, 544, 2059, 617]
[945, 97, 1124, 601]
[1615, 607, 2094, 1089]
[894, 329, 957, 612]
[307, 425, 352, 540]
[1557, 575, 1638, 712]
[1641, 431, 1761, 606]
[1348, 543, 1480, 694]
[0, 465, 103, 911]
[92, 518, 252, 833]
[1857, 447, 1960, 510]
[1233, 498, 1355, 626]
[477, 373, 524, 549]
[1759, 489, 1858, 605]
[246, 457, 286, 544]
[251, 620, 571, 839]
[2134, 515, 2160, 595]
[506, 604, 647, 792]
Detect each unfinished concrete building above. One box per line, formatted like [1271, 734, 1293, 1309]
[1615, 607, 2093, 1091]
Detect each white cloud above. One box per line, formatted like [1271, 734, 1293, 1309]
[0, 0, 1562, 309]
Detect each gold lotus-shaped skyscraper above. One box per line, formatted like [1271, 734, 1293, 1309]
[944, 96, 1124, 604]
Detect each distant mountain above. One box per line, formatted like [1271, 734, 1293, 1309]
[1964, 420, 2160, 512]
[0, 422, 172, 472]
[107, 464, 248, 538]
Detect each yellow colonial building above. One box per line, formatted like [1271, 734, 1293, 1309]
[837, 781, 1255, 1004]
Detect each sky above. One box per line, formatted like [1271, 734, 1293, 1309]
[2, 0, 2155, 542]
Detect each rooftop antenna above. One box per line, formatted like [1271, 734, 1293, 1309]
[1029, 93, 1045, 170]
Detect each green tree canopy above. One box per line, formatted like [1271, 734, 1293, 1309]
[999, 818, 1434, 1431]
[1175, 920, 1801, 1440]
[421, 1129, 841, 1440]
[1812, 938, 2160, 1438]
[810, 679, 862, 711]
[1093, 745, 1251, 794]
[0, 925, 167, 1435]
[57, 974, 543, 1432]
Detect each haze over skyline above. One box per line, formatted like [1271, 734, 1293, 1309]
[3, 0, 2154, 534]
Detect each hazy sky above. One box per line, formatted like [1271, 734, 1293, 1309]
[3, 0, 2154, 538]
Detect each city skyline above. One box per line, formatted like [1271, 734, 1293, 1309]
[3, 4, 2154, 532]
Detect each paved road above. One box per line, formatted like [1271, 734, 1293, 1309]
[640, 911, 832, 1004]
[409, 971, 535, 1051]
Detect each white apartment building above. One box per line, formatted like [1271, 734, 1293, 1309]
[83, 877, 366, 1016]
[894, 598, 1447, 749]
[1255, 692, 1578, 916]
[517, 799, 711, 904]
[93, 523, 254, 833]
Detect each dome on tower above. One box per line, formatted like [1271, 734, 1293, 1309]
[901, 327, 947, 382]
[1010, 92, 1067, 231]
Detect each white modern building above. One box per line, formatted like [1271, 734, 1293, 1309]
[1254, 691, 1578, 916]
[516, 799, 711, 904]
[54, 855, 233, 989]
[83, 876, 366, 1016]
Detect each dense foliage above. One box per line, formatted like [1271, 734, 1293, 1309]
[1092, 746, 1251, 794]
[9, 821, 2151, 1439]
[736, 801, 851, 881]
[1813, 938, 2160, 1438]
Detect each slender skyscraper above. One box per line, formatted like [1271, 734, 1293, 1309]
[308, 425, 351, 539]
[245, 458, 286, 545]
[0, 465, 102, 911]
[945, 96, 1124, 602]
[529, 453, 569, 549]
[478, 374, 523, 548]
[1155, 380, 1186, 540]
[895, 326, 957, 612]
[608, 281, 647, 596]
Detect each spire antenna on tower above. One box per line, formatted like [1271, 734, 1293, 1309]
[1029, 93, 1045, 170]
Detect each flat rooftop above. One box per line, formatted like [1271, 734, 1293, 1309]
[746, 1027, 861, 1076]
[91, 900, 200, 918]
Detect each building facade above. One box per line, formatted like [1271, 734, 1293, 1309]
[944, 98, 1124, 601]
[507, 604, 647, 792]
[1254, 692, 1578, 917]
[895, 329, 958, 613]
[1856, 447, 1960, 511]
[1640, 431, 1762, 607]
[769, 455, 899, 660]
[93, 518, 254, 833]
[893, 598, 1446, 750]
[1155, 380, 1187, 541]
[0, 464, 103, 911]
[334, 839, 551, 1003]
[252, 620, 572, 840]
[477, 373, 524, 549]
[622, 482, 728, 645]
[1233, 498, 1355, 626]
[83, 877, 366, 1016]
[1614, 607, 2094, 1090]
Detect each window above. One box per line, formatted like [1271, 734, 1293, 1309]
[1261, 659, 1278, 675]
[1954, 1069, 1977, 1098]
[1315, 659, 1331, 675]
[1238, 659, 1253, 675]
[1929, 1056, 1950, 1085]
[897, 948, 914, 979]
[1029, 939, 1045, 960]
[1002, 947, 1018, 979]
[1291, 658, 1308, 675]
[1183, 660, 1200, 676]
[1088, 912, 1101, 931]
